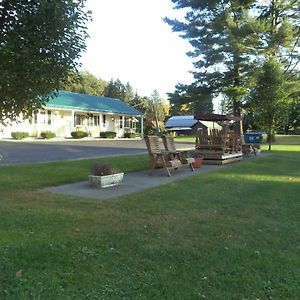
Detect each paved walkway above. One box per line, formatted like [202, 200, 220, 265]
[41, 163, 235, 200]
[41, 153, 267, 201]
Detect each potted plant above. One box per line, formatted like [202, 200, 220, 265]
[89, 163, 124, 188]
[188, 150, 204, 168]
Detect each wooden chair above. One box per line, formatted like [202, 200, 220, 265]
[161, 135, 195, 171]
[144, 135, 182, 177]
[195, 129, 229, 152]
[228, 131, 242, 153]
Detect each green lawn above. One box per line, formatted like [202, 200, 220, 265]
[175, 134, 300, 145]
[0, 140, 299, 299]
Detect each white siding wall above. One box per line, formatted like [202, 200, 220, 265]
[0, 110, 139, 139]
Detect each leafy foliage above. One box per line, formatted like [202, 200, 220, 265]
[124, 132, 136, 138]
[100, 131, 116, 139]
[165, 1, 261, 118]
[168, 83, 213, 115]
[249, 58, 288, 150]
[61, 71, 107, 96]
[0, 0, 91, 124]
[40, 131, 56, 139]
[90, 163, 121, 176]
[166, 0, 300, 125]
[146, 90, 169, 133]
[11, 131, 29, 140]
[71, 131, 88, 139]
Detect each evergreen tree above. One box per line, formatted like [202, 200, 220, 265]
[168, 83, 213, 115]
[249, 58, 288, 150]
[104, 79, 126, 100]
[165, 0, 262, 131]
[131, 93, 148, 113]
[257, 0, 300, 74]
[123, 82, 135, 104]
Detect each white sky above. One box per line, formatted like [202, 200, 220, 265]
[79, 0, 195, 99]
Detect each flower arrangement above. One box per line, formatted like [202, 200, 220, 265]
[89, 163, 124, 188]
[90, 163, 121, 176]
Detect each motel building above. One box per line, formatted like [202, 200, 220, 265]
[0, 91, 144, 139]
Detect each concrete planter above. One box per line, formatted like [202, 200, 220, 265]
[89, 173, 124, 188]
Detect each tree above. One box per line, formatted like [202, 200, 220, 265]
[166, 0, 300, 135]
[0, 0, 91, 124]
[62, 71, 107, 96]
[282, 78, 300, 133]
[249, 58, 288, 150]
[167, 83, 213, 116]
[123, 82, 135, 104]
[104, 79, 126, 100]
[165, 1, 262, 132]
[146, 90, 169, 133]
[257, 0, 300, 74]
[131, 93, 148, 113]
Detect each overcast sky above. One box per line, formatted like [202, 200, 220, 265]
[79, 0, 195, 98]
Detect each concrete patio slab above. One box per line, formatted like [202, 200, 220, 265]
[41, 164, 227, 200]
[41, 153, 268, 201]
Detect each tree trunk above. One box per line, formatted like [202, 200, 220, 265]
[267, 130, 272, 151]
[233, 100, 242, 136]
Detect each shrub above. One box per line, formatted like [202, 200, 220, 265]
[90, 163, 121, 176]
[40, 131, 56, 139]
[144, 125, 155, 136]
[124, 132, 136, 138]
[11, 132, 29, 140]
[71, 131, 88, 139]
[100, 131, 116, 139]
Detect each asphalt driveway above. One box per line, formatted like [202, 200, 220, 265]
[0, 139, 147, 164]
[0, 138, 194, 164]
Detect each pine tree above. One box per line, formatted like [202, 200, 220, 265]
[249, 58, 288, 150]
[165, 0, 262, 132]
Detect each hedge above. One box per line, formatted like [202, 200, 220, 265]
[11, 132, 29, 140]
[100, 131, 116, 139]
[124, 132, 136, 138]
[40, 131, 56, 139]
[71, 131, 89, 139]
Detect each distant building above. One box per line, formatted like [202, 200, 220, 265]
[165, 115, 222, 135]
[0, 91, 143, 138]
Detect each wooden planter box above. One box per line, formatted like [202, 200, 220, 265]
[89, 173, 124, 188]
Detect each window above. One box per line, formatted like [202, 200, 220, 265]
[75, 114, 86, 126]
[102, 115, 106, 126]
[124, 117, 130, 128]
[47, 110, 51, 125]
[94, 115, 100, 126]
[119, 116, 123, 128]
[40, 110, 46, 124]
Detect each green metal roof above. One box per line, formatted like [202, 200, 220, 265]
[44, 91, 143, 116]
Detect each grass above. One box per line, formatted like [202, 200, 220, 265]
[175, 133, 300, 145]
[0, 140, 300, 298]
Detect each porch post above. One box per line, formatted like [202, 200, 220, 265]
[71, 110, 75, 132]
[140, 115, 144, 139]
